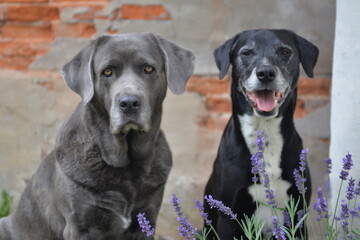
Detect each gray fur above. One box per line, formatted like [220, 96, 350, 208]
[0, 33, 195, 240]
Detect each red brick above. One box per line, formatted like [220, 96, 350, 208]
[0, 7, 6, 21]
[0, 42, 35, 56]
[110, 8, 121, 20]
[294, 98, 307, 119]
[0, 0, 48, 3]
[73, 5, 107, 20]
[0, 55, 35, 70]
[199, 113, 230, 131]
[121, 4, 172, 20]
[107, 29, 118, 34]
[186, 76, 230, 96]
[0, 23, 54, 40]
[205, 95, 232, 112]
[52, 0, 108, 2]
[30, 42, 52, 55]
[298, 77, 331, 96]
[0, 41, 51, 56]
[36, 80, 55, 91]
[7, 6, 59, 21]
[56, 23, 96, 38]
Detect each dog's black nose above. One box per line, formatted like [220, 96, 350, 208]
[119, 96, 141, 113]
[256, 66, 276, 82]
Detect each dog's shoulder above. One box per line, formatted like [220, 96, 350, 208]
[56, 103, 87, 146]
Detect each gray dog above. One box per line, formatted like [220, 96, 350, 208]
[0, 33, 195, 240]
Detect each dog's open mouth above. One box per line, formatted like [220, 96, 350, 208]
[245, 89, 285, 112]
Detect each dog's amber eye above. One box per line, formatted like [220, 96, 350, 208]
[144, 65, 155, 74]
[102, 68, 112, 77]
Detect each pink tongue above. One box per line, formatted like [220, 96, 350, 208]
[255, 90, 276, 112]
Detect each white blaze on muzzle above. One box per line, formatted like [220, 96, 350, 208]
[242, 66, 288, 113]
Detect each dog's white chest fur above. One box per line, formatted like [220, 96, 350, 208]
[238, 114, 291, 236]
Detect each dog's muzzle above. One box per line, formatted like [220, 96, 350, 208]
[109, 94, 150, 135]
[243, 65, 287, 114]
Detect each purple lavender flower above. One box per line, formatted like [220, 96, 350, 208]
[250, 131, 265, 180]
[292, 149, 309, 196]
[340, 153, 353, 180]
[299, 148, 309, 171]
[339, 200, 350, 234]
[324, 158, 332, 174]
[194, 199, 212, 226]
[256, 131, 265, 151]
[342, 154, 353, 170]
[355, 179, 360, 196]
[283, 210, 291, 227]
[250, 131, 278, 208]
[294, 169, 307, 195]
[204, 195, 237, 220]
[340, 171, 350, 181]
[170, 193, 196, 240]
[297, 210, 305, 229]
[262, 172, 271, 188]
[251, 153, 261, 175]
[346, 177, 356, 200]
[340, 200, 349, 220]
[252, 176, 259, 183]
[313, 187, 329, 221]
[271, 216, 286, 240]
[350, 203, 360, 218]
[137, 213, 155, 237]
[265, 189, 277, 208]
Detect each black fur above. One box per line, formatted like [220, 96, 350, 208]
[204, 29, 318, 239]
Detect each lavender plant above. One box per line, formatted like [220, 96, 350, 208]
[204, 195, 237, 220]
[194, 198, 220, 240]
[272, 216, 286, 240]
[238, 214, 265, 240]
[136, 213, 155, 237]
[136, 134, 360, 240]
[251, 131, 277, 209]
[170, 193, 197, 240]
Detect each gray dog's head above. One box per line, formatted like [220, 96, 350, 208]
[214, 29, 319, 118]
[61, 33, 195, 135]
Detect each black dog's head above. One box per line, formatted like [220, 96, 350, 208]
[214, 29, 319, 118]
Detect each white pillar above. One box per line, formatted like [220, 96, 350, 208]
[330, 0, 360, 216]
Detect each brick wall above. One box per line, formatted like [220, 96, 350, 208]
[0, 0, 174, 71]
[0, 0, 332, 130]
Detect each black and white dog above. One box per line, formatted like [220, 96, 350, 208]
[204, 29, 318, 239]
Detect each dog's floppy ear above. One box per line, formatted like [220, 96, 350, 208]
[155, 35, 195, 95]
[214, 35, 238, 80]
[61, 41, 96, 104]
[294, 34, 319, 78]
